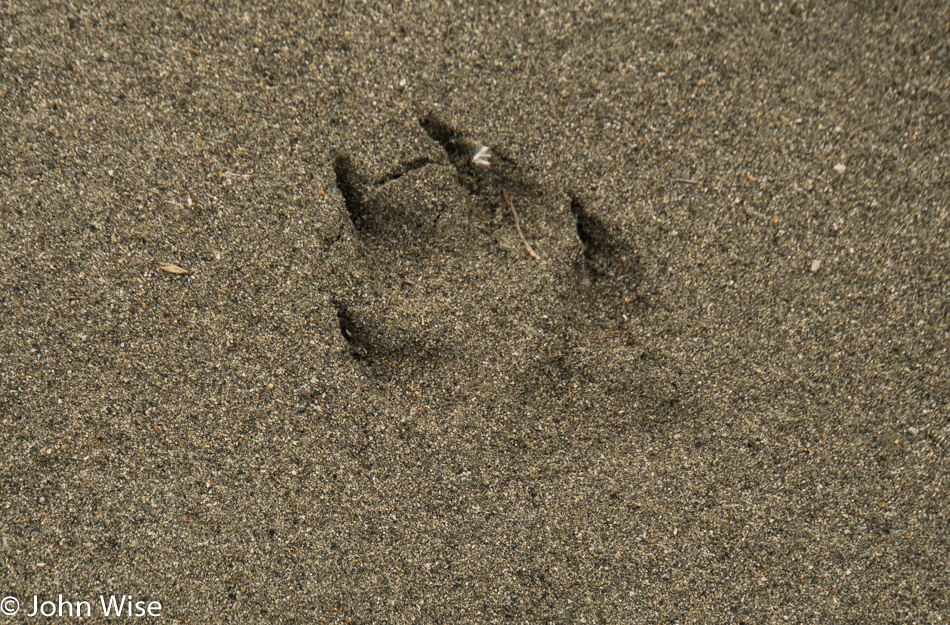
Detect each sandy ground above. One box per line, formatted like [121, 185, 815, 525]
[1, 1, 948, 623]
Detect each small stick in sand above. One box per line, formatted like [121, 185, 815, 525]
[501, 190, 540, 260]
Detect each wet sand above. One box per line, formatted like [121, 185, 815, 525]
[1, 2, 948, 622]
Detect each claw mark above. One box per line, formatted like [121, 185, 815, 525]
[419, 114, 538, 212]
[570, 195, 640, 285]
[419, 114, 494, 172]
[570, 195, 609, 261]
[375, 157, 434, 185]
[334, 153, 433, 240]
[334, 302, 376, 360]
[419, 114, 468, 162]
[334, 302, 360, 347]
[333, 154, 368, 228]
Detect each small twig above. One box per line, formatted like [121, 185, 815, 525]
[670, 178, 702, 185]
[501, 190, 540, 260]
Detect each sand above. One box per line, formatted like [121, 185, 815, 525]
[1, 1, 948, 622]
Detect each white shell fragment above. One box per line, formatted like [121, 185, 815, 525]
[471, 145, 492, 167]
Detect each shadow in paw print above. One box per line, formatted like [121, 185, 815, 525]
[332, 300, 432, 363]
[420, 114, 546, 227]
[331, 155, 368, 229]
[420, 114, 642, 305]
[332, 153, 447, 247]
[334, 301, 382, 361]
[328, 115, 648, 375]
[570, 195, 643, 304]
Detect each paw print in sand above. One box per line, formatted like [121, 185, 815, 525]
[327, 115, 675, 412]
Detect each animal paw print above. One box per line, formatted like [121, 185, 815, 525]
[327, 115, 661, 406]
